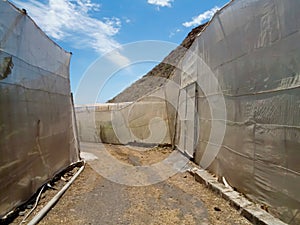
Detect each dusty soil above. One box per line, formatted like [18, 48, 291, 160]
[9, 166, 81, 225]
[11, 144, 252, 225]
[107, 144, 173, 166]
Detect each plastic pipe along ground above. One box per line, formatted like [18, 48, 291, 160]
[27, 162, 85, 225]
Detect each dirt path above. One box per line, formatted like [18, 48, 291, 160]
[14, 144, 252, 225]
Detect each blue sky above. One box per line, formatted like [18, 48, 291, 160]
[11, 0, 229, 103]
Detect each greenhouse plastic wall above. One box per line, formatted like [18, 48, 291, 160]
[76, 86, 173, 146]
[0, 1, 79, 217]
[178, 0, 300, 223]
[76, 102, 131, 143]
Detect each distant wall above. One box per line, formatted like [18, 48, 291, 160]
[76, 87, 173, 146]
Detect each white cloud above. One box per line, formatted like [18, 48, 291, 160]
[183, 6, 219, 27]
[105, 51, 131, 68]
[12, 0, 122, 54]
[147, 0, 173, 8]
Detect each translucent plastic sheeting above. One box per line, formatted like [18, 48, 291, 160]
[0, 1, 79, 217]
[178, 0, 300, 223]
[176, 83, 197, 158]
[76, 103, 132, 143]
[76, 87, 172, 146]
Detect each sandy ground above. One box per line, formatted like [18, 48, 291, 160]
[11, 144, 252, 225]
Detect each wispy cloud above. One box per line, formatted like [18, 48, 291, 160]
[183, 6, 219, 27]
[12, 0, 122, 54]
[147, 0, 173, 8]
[124, 17, 131, 23]
[169, 28, 181, 38]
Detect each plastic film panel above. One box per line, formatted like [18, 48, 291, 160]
[0, 1, 78, 217]
[182, 0, 300, 223]
[76, 87, 173, 146]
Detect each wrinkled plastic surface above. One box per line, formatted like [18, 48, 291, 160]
[76, 87, 172, 145]
[0, 1, 79, 217]
[179, 0, 300, 223]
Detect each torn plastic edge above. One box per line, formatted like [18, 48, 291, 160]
[0, 56, 14, 80]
